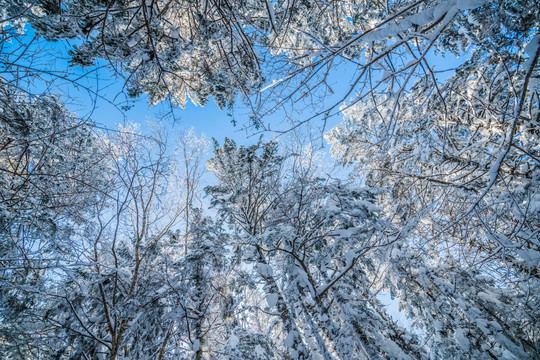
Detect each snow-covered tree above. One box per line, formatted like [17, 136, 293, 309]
[7, 1, 534, 115]
[0, 86, 106, 244]
[172, 214, 231, 359]
[383, 243, 539, 359]
[8, 0, 266, 109]
[43, 125, 194, 360]
[206, 138, 305, 358]
[311, 2, 540, 358]
[0, 86, 108, 358]
[323, 2, 540, 356]
[207, 139, 427, 359]
[0, 124, 214, 359]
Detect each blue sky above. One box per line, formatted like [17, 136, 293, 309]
[7, 25, 463, 153]
[3, 27, 258, 147]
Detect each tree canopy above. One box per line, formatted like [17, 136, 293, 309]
[1, 0, 539, 359]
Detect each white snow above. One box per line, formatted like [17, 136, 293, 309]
[345, 249, 356, 266]
[455, 328, 470, 350]
[266, 293, 279, 308]
[524, 34, 540, 57]
[227, 334, 239, 348]
[456, 0, 486, 11]
[254, 344, 265, 357]
[192, 339, 201, 351]
[284, 331, 297, 348]
[256, 263, 274, 277]
[489, 151, 505, 184]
